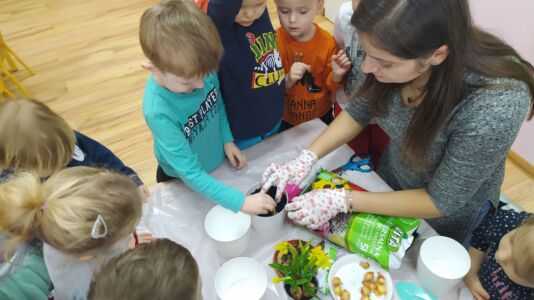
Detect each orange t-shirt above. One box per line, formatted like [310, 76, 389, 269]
[277, 24, 342, 126]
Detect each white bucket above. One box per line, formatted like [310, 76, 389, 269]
[416, 236, 471, 295]
[215, 257, 267, 300]
[204, 205, 251, 257]
[247, 182, 287, 235]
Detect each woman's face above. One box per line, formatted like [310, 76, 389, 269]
[358, 33, 430, 84]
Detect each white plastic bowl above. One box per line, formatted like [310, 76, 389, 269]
[247, 182, 287, 235]
[417, 236, 471, 295]
[215, 257, 267, 300]
[204, 205, 251, 257]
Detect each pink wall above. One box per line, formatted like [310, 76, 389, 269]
[469, 0, 534, 164]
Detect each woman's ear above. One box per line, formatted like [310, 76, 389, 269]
[429, 44, 449, 66]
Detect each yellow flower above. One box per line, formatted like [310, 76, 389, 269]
[310, 246, 332, 270]
[274, 241, 290, 256]
[272, 277, 282, 284]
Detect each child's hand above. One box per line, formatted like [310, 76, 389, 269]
[224, 142, 246, 170]
[286, 62, 311, 89]
[241, 193, 277, 215]
[137, 185, 150, 202]
[128, 233, 157, 249]
[331, 50, 352, 83]
[464, 274, 490, 300]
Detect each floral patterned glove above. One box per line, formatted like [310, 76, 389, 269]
[286, 189, 349, 230]
[261, 150, 318, 201]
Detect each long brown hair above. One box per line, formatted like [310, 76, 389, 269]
[352, 0, 534, 169]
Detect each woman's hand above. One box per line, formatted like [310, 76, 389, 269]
[286, 189, 349, 229]
[224, 142, 246, 170]
[261, 149, 318, 201]
[464, 274, 490, 300]
[240, 192, 277, 215]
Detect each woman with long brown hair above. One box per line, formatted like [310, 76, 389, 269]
[262, 0, 534, 245]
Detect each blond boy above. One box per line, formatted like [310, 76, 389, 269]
[0, 99, 147, 195]
[140, 0, 275, 214]
[89, 238, 201, 300]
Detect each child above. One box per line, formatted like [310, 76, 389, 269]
[0, 167, 143, 300]
[333, 0, 365, 106]
[464, 205, 534, 300]
[139, 0, 275, 215]
[275, 0, 351, 131]
[0, 98, 148, 198]
[208, 0, 285, 149]
[331, 0, 389, 167]
[89, 238, 201, 300]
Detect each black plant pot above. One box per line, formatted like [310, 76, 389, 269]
[251, 186, 287, 217]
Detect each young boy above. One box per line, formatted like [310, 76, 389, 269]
[275, 0, 351, 131]
[88, 238, 201, 300]
[139, 0, 275, 214]
[464, 205, 534, 300]
[0, 98, 147, 196]
[208, 0, 285, 149]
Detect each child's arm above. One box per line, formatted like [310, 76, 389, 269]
[324, 41, 351, 94]
[147, 115, 250, 212]
[464, 247, 490, 300]
[72, 132, 144, 187]
[207, 0, 242, 28]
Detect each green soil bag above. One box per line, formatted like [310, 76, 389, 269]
[301, 169, 420, 270]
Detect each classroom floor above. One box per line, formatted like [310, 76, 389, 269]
[1, 0, 532, 211]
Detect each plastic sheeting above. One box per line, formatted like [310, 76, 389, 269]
[138, 120, 471, 300]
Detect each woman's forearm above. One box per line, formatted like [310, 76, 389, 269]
[308, 110, 364, 158]
[350, 188, 443, 218]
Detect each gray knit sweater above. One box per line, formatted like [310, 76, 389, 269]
[345, 38, 531, 243]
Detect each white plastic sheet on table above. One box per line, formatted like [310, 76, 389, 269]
[139, 119, 473, 300]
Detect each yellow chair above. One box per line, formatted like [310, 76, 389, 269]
[0, 31, 34, 98]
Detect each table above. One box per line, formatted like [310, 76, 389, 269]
[139, 120, 473, 300]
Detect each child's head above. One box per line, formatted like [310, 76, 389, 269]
[0, 167, 142, 259]
[139, 0, 222, 93]
[235, 0, 266, 27]
[88, 238, 201, 300]
[275, 0, 323, 41]
[0, 99, 76, 177]
[495, 215, 534, 288]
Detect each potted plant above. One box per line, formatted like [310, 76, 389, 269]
[270, 240, 331, 300]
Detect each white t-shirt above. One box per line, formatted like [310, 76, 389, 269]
[44, 238, 129, 300]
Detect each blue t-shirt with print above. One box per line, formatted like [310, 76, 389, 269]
[142, 72, 244, 212]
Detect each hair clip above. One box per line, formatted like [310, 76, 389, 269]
[91, 214, 108, 239]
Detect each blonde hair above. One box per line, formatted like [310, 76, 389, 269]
[139, 0, 223, 78]
[88, 238, 201, 300]
[0, 99, 76, 174]
[0, 167, 142, 259]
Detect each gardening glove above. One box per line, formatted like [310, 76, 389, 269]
[286, 189, 349, 230]
[261, 149, 318, 201]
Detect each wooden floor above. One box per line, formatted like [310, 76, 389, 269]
[1, 0, 533, 211]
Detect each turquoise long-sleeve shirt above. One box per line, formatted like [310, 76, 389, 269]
[143, 73, 245, 212]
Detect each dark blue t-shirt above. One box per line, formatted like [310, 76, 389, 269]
[208, 0, 285, 140]
[470, 206, 533, 300]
